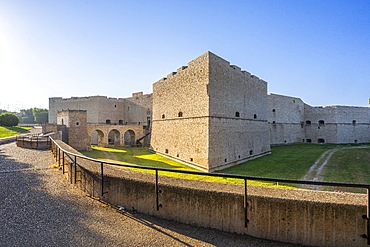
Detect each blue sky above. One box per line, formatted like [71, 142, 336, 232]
[0, 0, 369, 111]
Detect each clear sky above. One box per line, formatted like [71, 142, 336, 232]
[1, 0, 369, 112]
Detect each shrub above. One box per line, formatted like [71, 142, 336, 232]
[0, 112, 19, 127]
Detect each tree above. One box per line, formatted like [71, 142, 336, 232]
[19, 108, 35, 124]
[0, 112, 19, 126]
[0, 109, 8, 114]
[32, 108, 48, 124]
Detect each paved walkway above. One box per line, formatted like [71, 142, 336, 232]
[0, 142, 305, 247]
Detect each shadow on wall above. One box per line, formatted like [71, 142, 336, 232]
[0, 143, 297, 246]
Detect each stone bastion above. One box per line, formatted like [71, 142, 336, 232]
[52, 140, 369, 247]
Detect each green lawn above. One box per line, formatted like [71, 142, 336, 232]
[221, 144, 341, 179]
[81, 144, 370, 190]
[0, 126, 31, 138]
[323, 147, 370, 184]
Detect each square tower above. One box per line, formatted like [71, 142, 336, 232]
[151, 52, 270, 171]
[57, 110, 90, 150]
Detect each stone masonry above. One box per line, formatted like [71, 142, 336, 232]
[49, 51, 370, 171]
[151, 52, 271, 171]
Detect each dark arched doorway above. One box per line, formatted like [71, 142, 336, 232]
[124, 130, 136, 146]
[108, 129, 120, 146]
[91, 129, 104, 146]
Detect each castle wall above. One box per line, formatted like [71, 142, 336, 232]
[49, 96, 125, 124]
[151, 52, 210, 170]
[304, 105, 370, 144]
[123, 92, 152, 126]
[207, 52, 270, 170]
[268, 94, 305, 144]
[49, 93, 153, 128]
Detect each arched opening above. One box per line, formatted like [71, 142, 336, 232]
[108, 129, 120, 146]
[306, 120, 311, 125]
[119, 120, 123, 125]
[178, 112, 183, 117]
[235, 112, 240, 117]
[318, 138, 325, 144]
[106, 119, 111, 124]
[352, 120, 357, 125]
[318, 120, 325, 126]
[91, 129, 104, 146]
[253, 114, 257, 119]
[124, 130, 136, 146]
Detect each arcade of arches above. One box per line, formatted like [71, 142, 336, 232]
[87, 124, 146, 146]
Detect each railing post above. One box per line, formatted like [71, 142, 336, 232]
[244, 179, 249, 227]
[155, 169, 161, 211]
[62, 151, 65, 174]
[74, 155, 77, 184]
[69, 157, 73, 184]
[58, 148, 61, 166]
[101, 162, 104, 197]
[368, 188, 370, 245]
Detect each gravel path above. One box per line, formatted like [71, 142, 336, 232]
[0, 142, 305, 247]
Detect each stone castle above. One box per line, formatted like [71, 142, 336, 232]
[49, 51, 370, 171]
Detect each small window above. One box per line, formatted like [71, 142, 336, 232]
[119, 120, 123, 125]
[76, 122, 79, 126]
[272, 109, 276, 113]
[165, 149, 168, 154]
[224, 158, 227, 162]
[318, 120, 325, 125]
[128, 107, 130, 111]
[190, 158, 193, 162]
[318, 138, 325, 144]
[106, 119, 111, 124]
[162, 114, 165, 119]
[238, 155, 241, 159]
[293, 100, 296, 103]
[272, 121, 276, 124]
[306, 139, 312, 143]
[249, 150, 253, 155]
[253, 114, 257, 119]
[235, 112, 240, 117]
[306, 120, 311, 125]
[352, 120, 356, 125]
[114, 105, 117, 108]
[176, 154, 179, 157]
[354, 140, 358, 144]
[178, 112, 183, 117]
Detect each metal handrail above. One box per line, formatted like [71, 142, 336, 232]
[48, 136, 370, 244]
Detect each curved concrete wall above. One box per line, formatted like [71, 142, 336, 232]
[55, 140, 368, 247]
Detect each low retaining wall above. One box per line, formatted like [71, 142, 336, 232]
[55, 141, 368, 247]
[0, 136, 16, 144]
